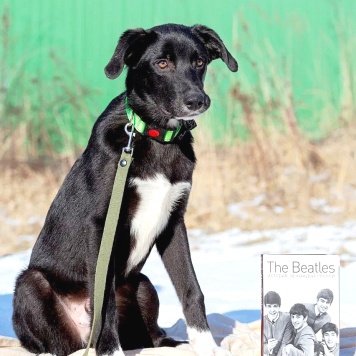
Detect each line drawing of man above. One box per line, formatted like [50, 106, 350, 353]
[263, 291, 294, 356]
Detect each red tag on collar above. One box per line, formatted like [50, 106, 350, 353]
[148, 129, 160, 138]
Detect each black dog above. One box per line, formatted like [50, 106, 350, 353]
[13, 24, 237, 356]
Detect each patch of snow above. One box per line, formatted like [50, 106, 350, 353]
[309, 172, 329, 183]
[1, 217, 22, 226]
[27, 216, 45, 225]
[273, 206, 284, 214]
[227, 194, 265, 219]
[0, 221, 355, 338]
[0, 249, 31, 294]
[309, 197, 343, 214]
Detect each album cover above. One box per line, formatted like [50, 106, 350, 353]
[261, 254, 340, 356]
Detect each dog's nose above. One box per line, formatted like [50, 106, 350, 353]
[184, 92, 207, 112]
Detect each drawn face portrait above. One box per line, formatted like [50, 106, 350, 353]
[316, 297, 331, 314]
[290, 314, 307, 331]
[265, 303, 280, 319]
[323, 331, 338, 349]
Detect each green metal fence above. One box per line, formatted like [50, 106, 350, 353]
[0, 0, 355, 156]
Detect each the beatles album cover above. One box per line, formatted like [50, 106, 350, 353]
[261, 254, 340, 356]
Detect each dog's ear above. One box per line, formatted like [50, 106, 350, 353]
[105, 28, 157, 79]
[192, 25, 238, 72]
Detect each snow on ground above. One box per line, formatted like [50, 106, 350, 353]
[0, 221, 355, 338]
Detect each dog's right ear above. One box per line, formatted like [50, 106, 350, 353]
[105, 28, 157, 79]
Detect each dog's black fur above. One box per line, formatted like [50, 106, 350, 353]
[13, 24, 237, 356]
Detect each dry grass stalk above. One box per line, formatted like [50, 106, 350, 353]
[187, 123, 356, 232]
[1, 125, 356, 256]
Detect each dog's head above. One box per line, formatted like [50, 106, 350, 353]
[105, 24, 237, 129]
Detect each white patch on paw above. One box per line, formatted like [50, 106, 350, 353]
[187, 328, 232, 356]
[113, 350, 125, 356]
[102, 348, 125, 356]
[126, 174, 191, 275]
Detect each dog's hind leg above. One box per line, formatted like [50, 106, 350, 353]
[116, 273, 183, 350]
[13, 269, 86, 356]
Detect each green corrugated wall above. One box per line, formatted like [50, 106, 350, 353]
[1, 0, 355, 146]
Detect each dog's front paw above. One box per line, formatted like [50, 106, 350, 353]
[187, 328, 232, 356]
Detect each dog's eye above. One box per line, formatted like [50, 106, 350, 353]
[196, 58, 205, 68]
[157, 60, 168, 69]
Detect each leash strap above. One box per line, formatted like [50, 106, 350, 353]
[83, 150, 132, 356]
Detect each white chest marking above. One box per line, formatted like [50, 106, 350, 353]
[126, 173, 191, 275]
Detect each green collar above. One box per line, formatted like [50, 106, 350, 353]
[125, 97, 183, 143]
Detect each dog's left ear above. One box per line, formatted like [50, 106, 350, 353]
[105, 28, 157, 79]
[192, 25, 238, 72]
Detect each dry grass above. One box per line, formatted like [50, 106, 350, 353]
[0, 164, 60, 255]
[186, 125, 356, 231]
[1, 125, 356, 256]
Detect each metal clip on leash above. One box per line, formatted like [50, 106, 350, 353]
[120, 123, 134, 167]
